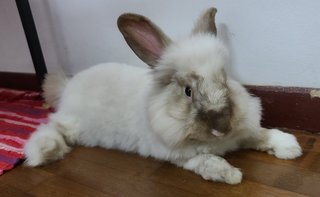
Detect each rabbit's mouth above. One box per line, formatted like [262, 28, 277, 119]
[184, 121, 231, 143]
[211, 129, 225, 138]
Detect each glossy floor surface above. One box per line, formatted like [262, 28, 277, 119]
[1, 130, 319, 197]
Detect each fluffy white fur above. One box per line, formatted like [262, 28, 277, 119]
[42, 71, 69, 109]
[24, 8, 302, 184]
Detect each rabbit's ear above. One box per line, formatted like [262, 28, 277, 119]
[192, 7, 217, 36]
[118, 14, 171, 68]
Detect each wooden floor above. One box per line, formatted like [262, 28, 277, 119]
[1, 130, 319, 197]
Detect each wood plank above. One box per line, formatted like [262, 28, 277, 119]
[1, 129, 318, 196]
[0, 164, 54, 193]
[227, 155, 320, 196]
[69, 146, 163, 175]
[150, 163, 306, 197]
[0, 183, 33, 197]
[43, 147, 162, 180]
[40, 155, 198, 197]
[28, 176, 110, 197]
[294, 131, 320, 153]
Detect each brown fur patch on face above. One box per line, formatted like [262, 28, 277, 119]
[184, 98, 233, 143]
[184, 73, 233, 142]
[152, 68, 177, 88]
[175, 72, 201, 87]
[151, 68, 234, 144]
[196, 100, 233, 133]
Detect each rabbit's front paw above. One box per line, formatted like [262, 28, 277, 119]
[183, 154, 242, 184]
[268, 129, 302, 159]
[222, 166, 242, 185]
[200, 156, 242, 184]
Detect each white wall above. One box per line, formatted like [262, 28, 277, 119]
[30, 0, 217, 74]
[214, 0, 320, 88]
[0, 0, 34, 73]
[1, 0, 319, 88]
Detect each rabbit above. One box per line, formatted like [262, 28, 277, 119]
[24, 7, 302, 184]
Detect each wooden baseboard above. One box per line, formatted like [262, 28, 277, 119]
[0, 72, 319, 132]
[0, 72, 41, 91]
[247, 86, 320, 133]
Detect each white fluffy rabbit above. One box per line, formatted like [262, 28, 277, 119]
[24, 8, 302, 184]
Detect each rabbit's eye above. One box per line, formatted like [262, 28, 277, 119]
[185, 86, 192, 97]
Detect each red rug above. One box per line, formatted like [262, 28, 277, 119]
[0, 88, 50, 175]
